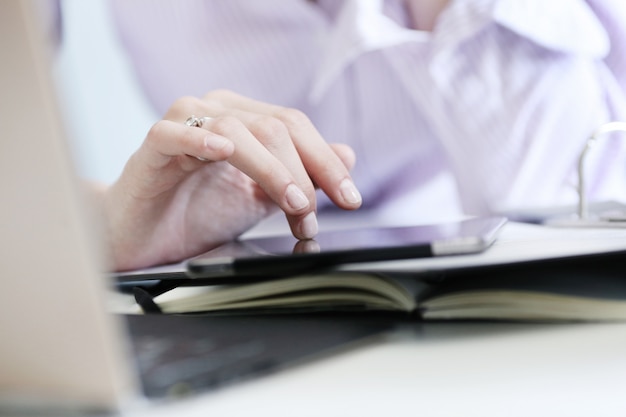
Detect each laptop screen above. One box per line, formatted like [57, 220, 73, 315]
[0, 0, 139, 412]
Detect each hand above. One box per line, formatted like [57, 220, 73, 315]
[101, 90, 362, 271]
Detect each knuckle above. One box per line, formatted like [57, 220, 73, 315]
[205, 89, 237, 101]
[249, 117, 289, 145]
[146, 120, 199, 155]
[257, 164, 279, 183]
[169, 96, 204, 119]
[145, 120, 168, 144]
[273, 107, 310, 129]
[210, 116, 245, 136]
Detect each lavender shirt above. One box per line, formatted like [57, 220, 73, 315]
[108, 0, 626, 222]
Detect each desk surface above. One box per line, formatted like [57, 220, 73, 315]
[124, 217, 626, 417]
[130, 321, 626, 417]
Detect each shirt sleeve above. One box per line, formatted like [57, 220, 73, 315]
[418, 0, 626, 215]
[584, 0, 626, 94]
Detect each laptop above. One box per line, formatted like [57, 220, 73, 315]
[0, 1, 394, 414]
[0, 0, 136, 411]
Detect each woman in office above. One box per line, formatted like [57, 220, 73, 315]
[66, 0, 626, 270]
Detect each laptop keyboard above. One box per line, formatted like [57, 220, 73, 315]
[123, 313, 398, 398]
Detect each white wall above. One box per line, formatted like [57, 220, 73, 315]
[53, 0, 157, 184]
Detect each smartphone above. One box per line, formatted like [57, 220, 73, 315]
[186, 216, 507, 280]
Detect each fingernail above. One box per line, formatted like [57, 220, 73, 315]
[285, 183, 309, 211]
[340, 178, 362, 206]
[299, 212, 319, 239]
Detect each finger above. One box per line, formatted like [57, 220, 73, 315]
[163, 96, 319, 239]
[274, 109, 362, 209]
[143, 120, 234, 169]
[292, 239, 321, 254]
[329, 143, 357, 171]
[306, 143, 357, 190]
[207, 108, 322, 239]
[208, 115, 319, 239]
[207, 90, 362, 210]
[162, 95, 222, 125]
[212, 109, 317, 197]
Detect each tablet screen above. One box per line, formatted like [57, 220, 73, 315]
[186, 216, 507, 279]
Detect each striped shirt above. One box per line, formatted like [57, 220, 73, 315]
[108, 0, 626, 222]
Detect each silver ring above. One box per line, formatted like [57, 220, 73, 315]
[185, 115, 214, 162]
[185, 115, 212, 128]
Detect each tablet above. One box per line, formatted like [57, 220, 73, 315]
[186, 216, 507, 280]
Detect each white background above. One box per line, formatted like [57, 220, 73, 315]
[54, 0, 156, 184]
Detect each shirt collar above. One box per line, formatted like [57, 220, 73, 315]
[310, 0, 428, 101]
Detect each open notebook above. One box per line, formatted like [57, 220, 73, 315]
[0, 1, 394, 414]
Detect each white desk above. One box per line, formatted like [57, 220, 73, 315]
[132, 321, 626, 417]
